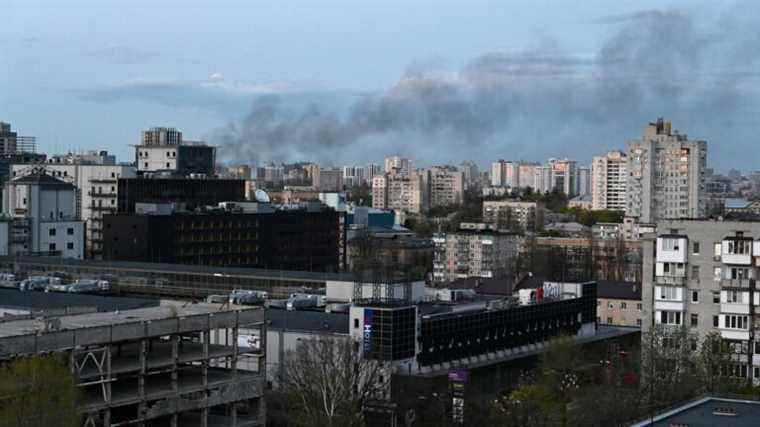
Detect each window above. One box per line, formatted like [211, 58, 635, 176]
[48, 229, 56, 236]
[713, 315, 719, 327]
[659, 287, 679, 301]
[714, 242, 722, 258]
[144, 162, 148, 168]
[691, 290, 699, 303]
[597, 300, 601, 306]
[166, 162, 170, 168]
[662, 238, 680, 251]
[727, 239, 751, 255]
[637, 303, 642, 310]
[713, 292, 720, 304]
[607, 317, 613, 324]
[48, 243, 56, 251]
[621, 302, 627, 309]
[660, 311, 682, 325]
[724, 315, 749, 330]
[727, 290, 744, 303]
[730, 268, 750, 280]
[608, 302, 614, 309]
[691, 265, 700, 280]
[693, 242, 700, 254]
[690, 313, 698, 327]
[67, 228, 74, 235]
[714, 267, 722, 282]
[690, 339, 698, 351]
[353, 319, 359, 329]
[636, 319, 642, 326]
[67, 242, 74, 250]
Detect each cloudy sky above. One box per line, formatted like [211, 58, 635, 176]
[1, 0, 758, 170]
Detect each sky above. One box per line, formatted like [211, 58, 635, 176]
[1, 0, 758, 171]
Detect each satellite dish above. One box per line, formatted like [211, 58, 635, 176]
[254, 189, 271, 203]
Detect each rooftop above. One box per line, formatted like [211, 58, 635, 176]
[597, 280, 641, 300]
[0, 301, 259, 339]
[0, 288, 158, 313]
[631, 396, 760, 427]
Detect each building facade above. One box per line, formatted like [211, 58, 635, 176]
[432, 224, 521, 284]
[592, 150, 628, 211]
[384, 156, 412, 177]
[136, 127, 215, 176]
[11, 162, 136, 258]
[482, 200, 545, 232]
[428, 166, 464, 208]
[103, 204, 343, 272]
[626, 119, 707, 223]
[371, 172, 429, 214]
[2, 170, 84, 258]
[117, 177, 246, 213]
[642, 219, 760, 383]
[597, 280, 642, 326]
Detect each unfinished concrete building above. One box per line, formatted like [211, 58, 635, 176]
[0, 302, 266, 426]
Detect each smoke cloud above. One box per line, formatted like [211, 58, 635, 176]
[213, 9, 760, 167]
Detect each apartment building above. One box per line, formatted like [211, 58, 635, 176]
[592, 150, 628, 211]
[432, 223, 521, 284]
[482, 200, 545, 232]
[384, 156, 412, 177]
[428, 166, 464, 207]
[371, 172, 429, 214]
[136, 127, 216, 177]
[549, 158, 577, 196]
[11, 160, 136, 258]
[314, 168, 344, 192]
[532, 165, 553, 193]
[626, 118, 707, 223]
[643, 219, 760, 383]
[2, 169, 84, 259]
[597, 280, 642, 326]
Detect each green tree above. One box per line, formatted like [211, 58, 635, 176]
[0, 355, 80, 427]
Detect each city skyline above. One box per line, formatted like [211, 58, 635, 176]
[2, 1, 759, 170]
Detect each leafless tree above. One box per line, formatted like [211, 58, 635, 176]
[280, 335, 386, 427]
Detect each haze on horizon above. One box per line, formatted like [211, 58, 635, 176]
[1, 0, 759, 171]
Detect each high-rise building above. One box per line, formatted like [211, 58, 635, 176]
[626, 118, 707, 223]
[577, 166, 591, 197]
[491, 160, 507, 187]
[371, 171, 428, 214]
[592, 151, 628, 211]
[518, 163, 539, 189]
[459, 161, 480, 190]
[0, 121, 36, 154]
[549, 158, 577, 196]
[315, 168, 344, 192]
[136, 127, 215, 176]
[365, 163, 382, 181]
[428, 166, 464, 207]
[533, 166, 552, 193]
[642, 219, 760, 384]
[384, 156, 412, 177]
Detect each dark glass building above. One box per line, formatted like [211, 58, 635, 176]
[117, 177, 245, 213]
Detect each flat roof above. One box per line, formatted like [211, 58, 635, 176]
[1, 255, 355, 283]
[631, 396, 760, 427]
[0, 288, 159, 312]
[0, 302, 256, 339]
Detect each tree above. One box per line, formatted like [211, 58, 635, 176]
[280, 335, 385, 427]
[640, 325, 701, 414]
[0, 355, 80, 427]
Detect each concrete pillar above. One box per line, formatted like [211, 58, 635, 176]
[172, 335, 179, 393]
[202, 331, 209, 388]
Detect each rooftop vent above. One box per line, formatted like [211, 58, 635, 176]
[712, 406, 737, 417]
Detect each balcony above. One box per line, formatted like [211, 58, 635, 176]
[655, 275, 686, 286]
[720, 329, 750, 341]
[721, 302, 750, 315]
[88, 191, 117, 198]
[720, 278, 752, 289]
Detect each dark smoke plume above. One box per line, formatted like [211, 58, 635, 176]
[214, 9, 760, 167]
